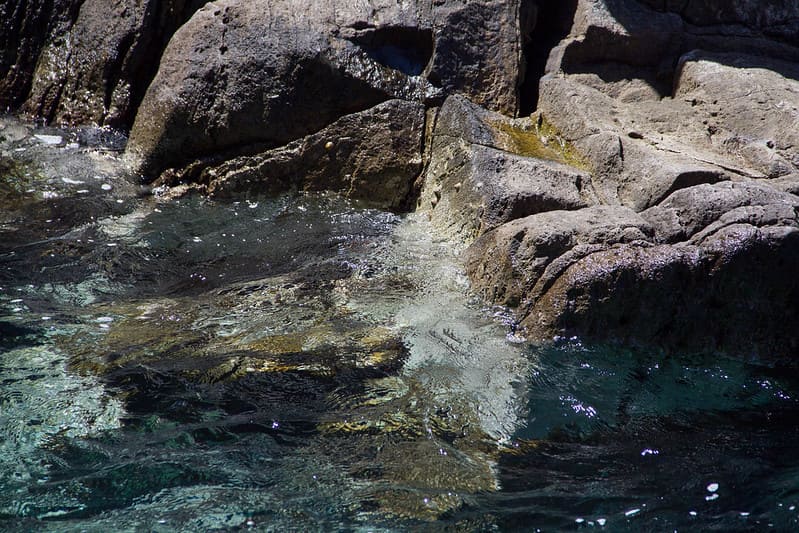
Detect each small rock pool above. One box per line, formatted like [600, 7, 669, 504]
[1, 120, 799, 531]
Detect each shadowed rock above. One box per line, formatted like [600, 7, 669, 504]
[4, 0, 209, 128]
[0, 0, 80, 111]
[159, 99, 426, 209]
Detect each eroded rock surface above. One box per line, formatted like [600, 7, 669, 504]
[157, 99, 425, 209]
[420, 95, 594, 240]
[466, 183, 799, 358]
[458, 0, 799, 358]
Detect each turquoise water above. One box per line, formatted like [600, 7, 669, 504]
[1, 125, 799, 531]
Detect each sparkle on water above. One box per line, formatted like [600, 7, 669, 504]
[1, 120, 799, 530]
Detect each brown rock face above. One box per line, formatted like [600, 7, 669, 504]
[163, 99, 426, 209]
[465, 206, 654, 308]
[124, 0, 534, 178]
[2, 0, 209, 128]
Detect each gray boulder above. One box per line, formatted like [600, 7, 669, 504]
[465, 206, 653, 308]
[420, 95, 594, 241]
[428, 0, 536, 116]
[641, 181, 799, 243]
[457, 0, 799, 359]
[161, 99, 425, 209]
[537, 74, 733, 210]
[673, 51, 799, 179]
[536, 3, 799, 211]
[125, 0, 534, 178]
[526, 222, 799, 359]
[465, 181, 799, 359]
[550, 0, 799, 83]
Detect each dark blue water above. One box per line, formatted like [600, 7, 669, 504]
[2, 123, 799, 531]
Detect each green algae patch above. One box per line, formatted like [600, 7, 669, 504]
[491, 114, 592, 172]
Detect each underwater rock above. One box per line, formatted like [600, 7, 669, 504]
[64, 272, 408, 381]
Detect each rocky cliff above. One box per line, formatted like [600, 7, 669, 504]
[3, 0, 799, 359]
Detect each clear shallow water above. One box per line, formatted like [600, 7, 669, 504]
[1, 123, 799, 531]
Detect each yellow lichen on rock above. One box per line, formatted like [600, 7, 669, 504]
[491, 114, 592, 172]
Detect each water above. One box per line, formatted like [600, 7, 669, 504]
[1, 120, 799, 531]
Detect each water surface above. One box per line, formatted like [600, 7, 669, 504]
[1, 120, 798, 531]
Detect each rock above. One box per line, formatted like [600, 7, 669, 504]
[551, 0, 799, 83]
[420, 95, 594, 241]
[465, 206, 653, 308]
[768, 174, 799, 196]
[537, 75, 733, 210]
[457, 0, 799, 359]
[526, 221, 799, 359]
[166, 99, 425, 209]
[466, 183, 799, 359]
[15, 0, 209, 128]
[641, 181, 799, 243]
[0, 0, 80, 111]
[124, 0, 432, 177]
[635, 0, 799, 47]
[125, 0, 533, 178]
[428, 0, 536, 116]
[673, 51, 799, 179]
[466, 5, 799, 358]
[551, 0, 684, 80]
[536, 6, 799, 210]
